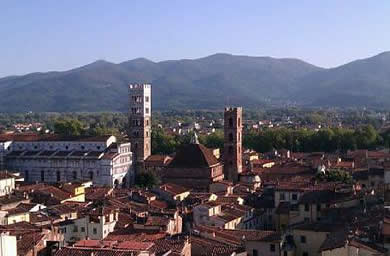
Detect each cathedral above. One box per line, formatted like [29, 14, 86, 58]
[1, 82, 244, 190]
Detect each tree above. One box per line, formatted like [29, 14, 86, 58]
[200, 130, 224, 150]
[152, 128, 178, 155]
[54, 119, 84, 136]
[135, 172, 159, 188]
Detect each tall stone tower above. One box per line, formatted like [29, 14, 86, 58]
[223, 107, 243, 183]
[128, 84, 152, 165]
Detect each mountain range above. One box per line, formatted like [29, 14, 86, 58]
[1, 52, 390, 112]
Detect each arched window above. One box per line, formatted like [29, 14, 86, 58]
[238, 117, 241, 127]
[56, 171, 61, 182]
[24, 170, 29, 181]
[89, 171, 94, 181]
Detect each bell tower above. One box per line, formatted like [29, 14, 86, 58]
[128, 84, 152, 164]
[223, 107, 243, 183]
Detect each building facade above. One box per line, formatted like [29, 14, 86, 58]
[223, 107, 243, 183]
[128, 83, 152, 165]
[2, 134, 133, 187]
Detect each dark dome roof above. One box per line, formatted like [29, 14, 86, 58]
[168, 143, 220, 168]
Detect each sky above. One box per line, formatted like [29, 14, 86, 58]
[0, 1, 389, 77]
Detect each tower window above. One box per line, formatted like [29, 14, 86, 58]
[238, 117, 241, 126]
[131, 107, 142, 114]
[229, 118, 233, 127]
[145, 108, 150, 114]
[145, 96, 149, 102]
[132, 96, 142, 103]
[41, 171, 45, 182]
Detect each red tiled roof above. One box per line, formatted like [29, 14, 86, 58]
[0, 133, 113, 142]
[116, 241, 154, 250]
[160, 183, 190, 195]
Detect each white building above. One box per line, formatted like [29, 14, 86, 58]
[0, 232, 17, 256]
[0, 172, 15, 196]
[2, 134, 133, 187]
[59, 207, 118, 244]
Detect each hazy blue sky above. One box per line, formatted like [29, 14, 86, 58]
[1, 1, 389, 77]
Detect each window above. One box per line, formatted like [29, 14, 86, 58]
[304, 204, 309, 212]
[132, 119, 142, 126]
[145, 108, 150, 114]
[41, 170, 45, 182]
[238, 117, 241, 126]
[303, 252, 309, 256]
[131, 107, 142, 114]
[73, 226, 78, 232]
[292, 193, 298, 200]
[89, 171, 94, 180]
[65, 146, 69, 150]
[270, 244, 276, 252]
[81, 227, 85, 232]
[253, 249, 258, 256]
[56, 171, 61, 182]
[93, 228, 97, 234]
[24, 170, 29, 181]
[300, 236, 306, 243]
[146, 120, 149, 126]
[145, 96, 149, 102]
[229, 118, 233, 127]
[280, 193, 285, 200]
[73, 171, 77, 180]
